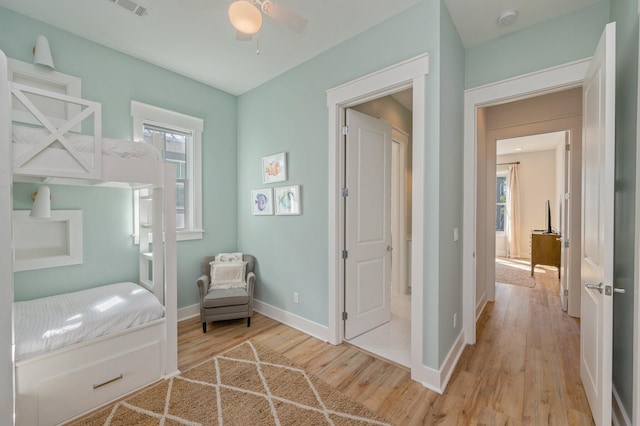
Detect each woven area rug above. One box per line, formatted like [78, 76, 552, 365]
[69, 340, 391, 426]
[495, 257, 536, 288]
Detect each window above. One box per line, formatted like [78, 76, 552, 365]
[132, 101, 203, 241]
[496, 174, 507, 233]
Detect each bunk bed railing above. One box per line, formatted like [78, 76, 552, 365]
[11, 82, 102, 180]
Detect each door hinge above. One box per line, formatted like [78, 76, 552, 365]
[566, 144, 571, 151]
[564, 240, 570, 249]
[342, 250, 348, 259]
[563, 289, 569, 296]
[342, 126, 349, 135]
[342, 312, 348, 320]
[341, 187, 349, 197]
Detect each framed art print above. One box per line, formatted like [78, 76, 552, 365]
[262, 152, 287, 184]
[275, 185, 300, 215]
[251, 188, 273, 215]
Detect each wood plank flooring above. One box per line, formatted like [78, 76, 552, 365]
[179, 267, 593, 425]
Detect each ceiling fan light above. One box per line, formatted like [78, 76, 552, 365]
[228, 1, 262, 35]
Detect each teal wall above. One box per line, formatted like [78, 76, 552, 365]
[13, 183, 137, 300]
[437, 3, 465, 364]
[236, 0, 434, 325]
[610, 0, 638, 417]
[465, 1, 611, 89]
[1, 7, 238, 307]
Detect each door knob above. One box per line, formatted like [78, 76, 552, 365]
[386, 245, 393, 252]
[585, 282, 604, 293]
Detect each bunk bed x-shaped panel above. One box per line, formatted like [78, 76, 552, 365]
[11, 82, 102, 180]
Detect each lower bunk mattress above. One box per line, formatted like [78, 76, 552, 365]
[14, 282, 164, 361]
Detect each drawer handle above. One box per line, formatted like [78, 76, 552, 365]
[93, 374, 123, 390]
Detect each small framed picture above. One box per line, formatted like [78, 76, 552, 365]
[251, 188, 273, 215]
[275, 185, 301, 215]
[262, 152, 287, 184]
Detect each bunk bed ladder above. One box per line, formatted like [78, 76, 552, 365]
[138, 187, 164, 303]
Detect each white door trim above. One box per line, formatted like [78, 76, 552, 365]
[327, 54, 428, 381]
[634, 7, 640, 424]
[392, 127, 409, 296]
[462, 58, 591, 344]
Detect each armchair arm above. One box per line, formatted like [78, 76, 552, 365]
[247, 271, 256, 315]
[246, 271, 256, 296]
[196, 274, 210, 304]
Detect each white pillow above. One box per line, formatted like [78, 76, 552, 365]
[215, 252, 243, 262]
[209, 261, 247, 290]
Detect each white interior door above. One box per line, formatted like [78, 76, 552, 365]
[580, 22, 615, 426]
[344, 108, 392, 340]
[560, 132, 571, 311]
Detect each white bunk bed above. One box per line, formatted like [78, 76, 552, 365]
[0, 50, 178, 426]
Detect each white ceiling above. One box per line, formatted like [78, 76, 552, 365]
[445, 0, 606, 48]
[0, 0, 607, 95]
[497, 131, 566, 157]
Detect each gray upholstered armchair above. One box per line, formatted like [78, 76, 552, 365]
[197, 254, 256, 333]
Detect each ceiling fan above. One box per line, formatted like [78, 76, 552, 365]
[228, 0, 308, 40]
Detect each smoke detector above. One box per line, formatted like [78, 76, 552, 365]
[497, 9, 518, 27]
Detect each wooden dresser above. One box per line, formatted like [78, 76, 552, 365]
[530, 232, 561, 278]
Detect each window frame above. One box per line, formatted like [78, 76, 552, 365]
[131, 101, 204, 241]
[496, 172, 507, 236]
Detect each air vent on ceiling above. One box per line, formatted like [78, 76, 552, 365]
[107, 0, 149, 17]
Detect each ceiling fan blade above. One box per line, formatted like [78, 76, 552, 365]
[262, 1, 308, 33]
[236, 31, 253, 41]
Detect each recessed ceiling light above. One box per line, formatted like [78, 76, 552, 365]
[497, 9, 518, 27]
[514, 147, 523, 151]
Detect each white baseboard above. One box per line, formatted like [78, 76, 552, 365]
[613, 385, 631, 426]
[177, 304, 199, 322]
[179, 300, 330, 344]
[253, 299, 330, 342]
[476, 294, 488, 321]
[411, 330, 466, 394]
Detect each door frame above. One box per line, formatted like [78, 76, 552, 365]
[462, 58, 591, 344]
[634, 5, 640, 424]
[327, 54, 428, 380]
[392, 128, 409, 296]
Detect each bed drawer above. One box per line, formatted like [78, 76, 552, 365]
[35, 341, 161, 426]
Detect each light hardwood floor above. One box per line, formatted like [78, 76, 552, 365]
[179, 267, 594, 425]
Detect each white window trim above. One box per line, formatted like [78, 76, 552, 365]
[131, 101, 204, 241]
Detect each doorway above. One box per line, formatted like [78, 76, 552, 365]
[476, 89, 583, 321]
[463, 64, 589, 346]
[326, 53, 428, 384]
[494, 132, 569, 299]
[343, 96, 413, 367]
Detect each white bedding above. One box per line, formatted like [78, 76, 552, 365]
[14, 282, 164, 361]
[12, 125, 161, 160]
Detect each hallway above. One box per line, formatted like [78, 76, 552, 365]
[453, 266, 593, 423]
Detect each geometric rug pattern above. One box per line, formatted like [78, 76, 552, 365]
[69, 340, 391, 426]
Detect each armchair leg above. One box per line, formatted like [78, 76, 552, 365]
[247, 317, 251, 327]
[202, 322, 207, 333]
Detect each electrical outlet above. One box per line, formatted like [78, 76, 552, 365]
[453, 228, 459, 242]
[453, 313, 457, 328]
[293, 292, 300, 304]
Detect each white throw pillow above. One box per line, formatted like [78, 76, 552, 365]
[215, 252, 243, 262]
[209, 261, 247, 290]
